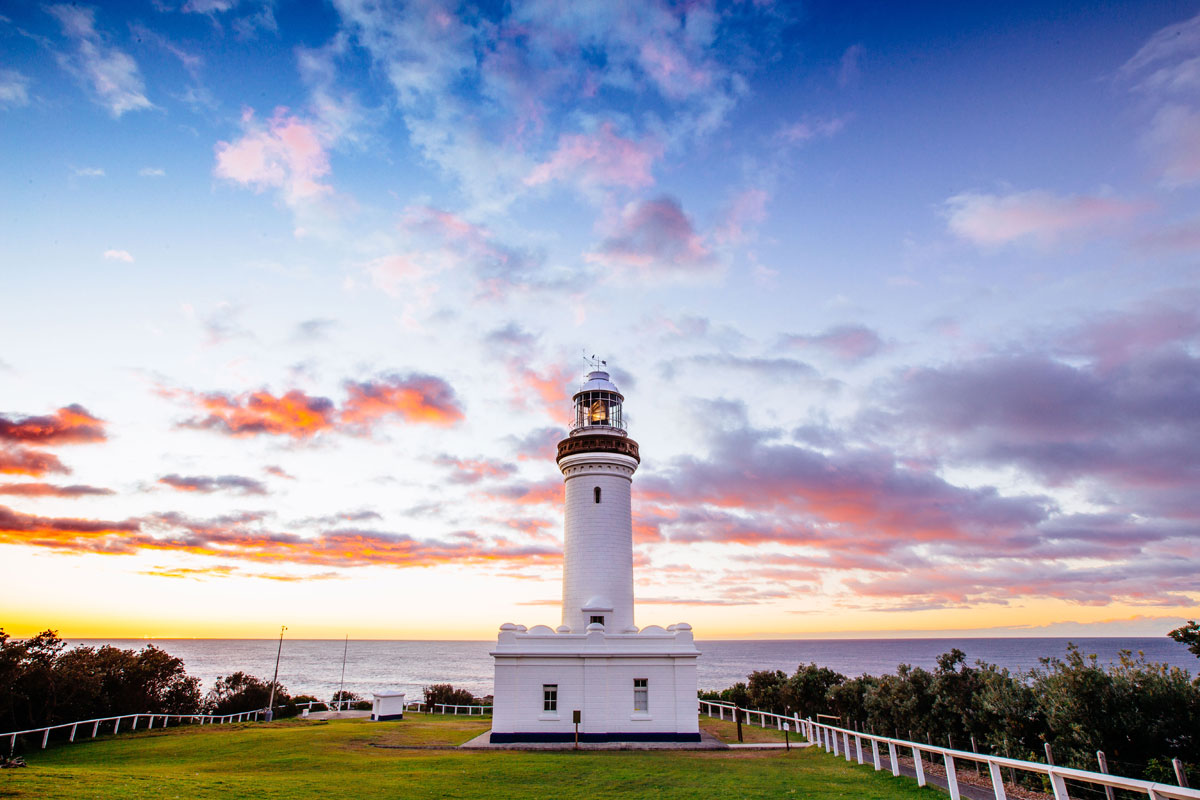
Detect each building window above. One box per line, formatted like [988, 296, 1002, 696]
[590, 615, 605, 626]
[543, 685, 557, 713]
[633, 679, 648, 712]
[594, 486, 601, 503]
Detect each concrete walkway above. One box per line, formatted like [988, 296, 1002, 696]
[460, 731, 730, 750]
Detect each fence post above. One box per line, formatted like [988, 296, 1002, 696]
[971, 735, 981, 776]
[132, 715, 138, 731]
[987, 760, 1008, 800]
[872, 738, 881, 770]
[70, 724, 77, 742]
[888, 741, 900, 777]
[913, 746, 926, 787]
[148, 716, 155, 730]
[114, 717, 121, 734]
[41, 728, 49, 749]
[1096, 751, 1116, 800]
[856, 734, 864, 764]
[1044, 742, 1055, 766]
[1047, 770, 1070, 800]
[843, 731, 852, 762]
[92, 720, 99, 738]
[945, 753, 961, 800]
[1175, 758, 1190, 788]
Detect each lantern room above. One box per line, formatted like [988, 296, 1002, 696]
[571, 369, 625, 433]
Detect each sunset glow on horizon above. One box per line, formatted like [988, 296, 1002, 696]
[2, 1, 1197, 642]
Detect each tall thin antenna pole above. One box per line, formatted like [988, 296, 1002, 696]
[337, 635, 348, 710]
[267, 625, 286, 721]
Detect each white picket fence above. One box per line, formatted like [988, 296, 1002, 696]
[803, 717, 1200, 800]
[403, 701, 492, 715]
[698, 700, 1197, 800]
[4, 709, 266, 755]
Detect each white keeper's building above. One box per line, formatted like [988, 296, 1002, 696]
[489, 365, 700, 743]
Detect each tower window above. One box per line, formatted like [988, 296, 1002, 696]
[594, 486, 601, 503]
[543, 685, 557, 713]
[633, 679, 648, 712]
[590, 615, 605, 626]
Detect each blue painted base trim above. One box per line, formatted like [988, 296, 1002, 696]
[371, 713, 404, 721]
[490, 731, 701, 743]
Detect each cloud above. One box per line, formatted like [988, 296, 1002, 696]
[525, 123, 662, 192]
[1145, 105, 1200, 188]
[139, 565, 343, 582]
[0, 483, 113, 497]
[293, 318, 337, 342]
[878, 323, 1200, 500]
[435, 456, 517, 485]
[47, 4, 154, 117]
[780, 324, 885, 362]
[168, 373, 464, 438]
[73, 167, 105, 177]
[776, 115, 849, 145]
[0, 505, 140, 546]
[669, 354, 821, 383]
[103, 249, 134, 263]
[340, 373, 465, 428]
[0, 405, 107, 445]
[158, 474, 268, 495]
[367, 206, 563, 302]
[0, 447, 70, 477]
[264, 465, 295, 480]
[138, 167, 166, 177]
[510, 426, 562, 461]
[586, 196, 717, 280]
[1119, 11, 1200, 93]
[944, 189, 1143, 246]
[714, 187, 769, 244]
[214, 108, 332, 207]
[0, 69, 31, 108]
[1, 506, 559, 570]
[175, 388, 338, 438]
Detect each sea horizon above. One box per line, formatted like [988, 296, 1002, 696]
[56, 636, 1197, 701]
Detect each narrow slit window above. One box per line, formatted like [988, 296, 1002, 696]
[543, 684, 557, 713]
[633, 678, 648, 712]
[594, 486, 601, 503]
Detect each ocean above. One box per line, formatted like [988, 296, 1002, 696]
[66, 637, 1195, 701]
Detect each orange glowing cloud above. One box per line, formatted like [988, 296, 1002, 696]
[0, 447, 69, 477]
[0, 404, 106, 445]
[0, 483, 114, 497]
[168, 373, 464, 439]
[340, 374, 464, 428]
[179, 388, 337, 438]
[1, 505, 557, 571]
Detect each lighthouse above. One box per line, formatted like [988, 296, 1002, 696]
[490, 361, 700, 744]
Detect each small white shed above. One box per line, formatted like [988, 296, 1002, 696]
[371, 691, 406, 721]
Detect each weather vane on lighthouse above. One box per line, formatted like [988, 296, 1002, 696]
[489, 357, 700, 744]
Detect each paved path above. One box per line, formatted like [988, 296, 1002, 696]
[460, 731, 730, 750]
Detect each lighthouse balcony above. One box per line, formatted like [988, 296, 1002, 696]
[492, 622, 697, 654]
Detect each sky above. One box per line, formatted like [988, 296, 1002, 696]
[1, 0, 1198, 641]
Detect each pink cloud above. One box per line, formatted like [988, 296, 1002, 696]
[945, 189, 1144, 246]
[214, 108, 332, 205]
[1147, 105, 1200, 188]
[714, 188, 769, 244]
[525, 123, 661, 191]
[586, 195, 716, 279]
[781, 324, 885, 362]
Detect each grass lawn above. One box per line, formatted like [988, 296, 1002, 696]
[699, 716, 796, 744]
[1, 715, 937, 799]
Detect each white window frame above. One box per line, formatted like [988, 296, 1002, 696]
[543, 684, 558, 713]
[633, 678, 648, 712]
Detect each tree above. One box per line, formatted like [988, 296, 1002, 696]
[204, 672, 290, 716]
[423, 684, 478, 708]
[1168, 621, 1200, 658]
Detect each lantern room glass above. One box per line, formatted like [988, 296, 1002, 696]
[573, 390, 624, 431]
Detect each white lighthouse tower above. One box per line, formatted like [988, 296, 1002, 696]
[490, 362, 700, 744]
